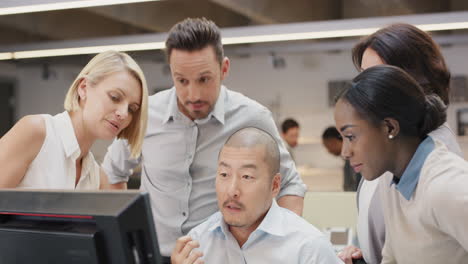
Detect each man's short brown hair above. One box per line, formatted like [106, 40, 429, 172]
[165, 17, 224, 65]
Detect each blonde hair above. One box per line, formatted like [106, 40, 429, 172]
[64, 50, 148, 158]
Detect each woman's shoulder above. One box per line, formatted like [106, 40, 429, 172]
[0, 114, 49, 186]
[12, 115, 47, 143]
[422, 145, 468, 195]
[429, 123, 463, 157]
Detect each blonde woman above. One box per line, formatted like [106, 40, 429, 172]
[0, 51, 148, 189]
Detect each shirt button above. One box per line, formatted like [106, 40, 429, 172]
[182, 212, 186, 216]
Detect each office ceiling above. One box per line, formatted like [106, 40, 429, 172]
[1, 0, 468, 46]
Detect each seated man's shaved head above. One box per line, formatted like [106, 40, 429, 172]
[222, 127, 280, 177]
[216, 127, 282, 243]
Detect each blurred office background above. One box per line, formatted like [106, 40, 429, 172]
[0, 1, 468, 221]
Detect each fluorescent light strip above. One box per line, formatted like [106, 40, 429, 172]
[11, 42, 165, 59]
[4, 28, 381, 59]
[0, 53, 13, 60]
[0, 0, 160, 15]
[1, 20, 468, 60]
[223, 22, 468, 45]
[417, 22, 468, 31]
[222, 28, 380, 45]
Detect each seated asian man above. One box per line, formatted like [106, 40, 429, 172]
[171, 127, 342, 264]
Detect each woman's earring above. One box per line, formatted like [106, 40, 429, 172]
[388, 134, 394, 139]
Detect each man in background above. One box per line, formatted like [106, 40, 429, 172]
[281, 118, 300, 161]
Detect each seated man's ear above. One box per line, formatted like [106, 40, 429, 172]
[272, 173, 281, 197]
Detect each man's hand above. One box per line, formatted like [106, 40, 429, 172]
[337, 245, 363, 264]
[171, 236, 204, 264]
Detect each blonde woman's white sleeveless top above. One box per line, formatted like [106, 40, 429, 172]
[18, 111, 100, 189]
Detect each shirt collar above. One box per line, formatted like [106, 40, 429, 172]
[391, 136, 435, 200]
[162, 85, 226, 125]
[75, 151, 94, 184]
[56, 111, 81, 159]
[209, 199, 286, 237]
[56, 111, 95, 183]
[162, 88, 178, 124]
[208, 212, 228, 235]
[210, 85, 225, 125]
[255, 199, 286, 237]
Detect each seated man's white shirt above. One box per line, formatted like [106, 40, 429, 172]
[189, 200, 343, 264]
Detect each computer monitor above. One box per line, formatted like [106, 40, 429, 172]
[0, 190, 162, 264]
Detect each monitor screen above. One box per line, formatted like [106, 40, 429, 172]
[0, 190, 162, 264]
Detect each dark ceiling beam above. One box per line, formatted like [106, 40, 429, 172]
[343, 0, 450, 18]
[450, 0, 468, 10]
[210, 0, 341, 24]
[86, 0, 251, 33]
[0, 24, 50, 45]
[0, 9, 149, 41]
[209, 0, 277, 24]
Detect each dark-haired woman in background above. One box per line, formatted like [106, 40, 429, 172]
[335, 65, 468, 264]
[338, 23, 463, 264]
